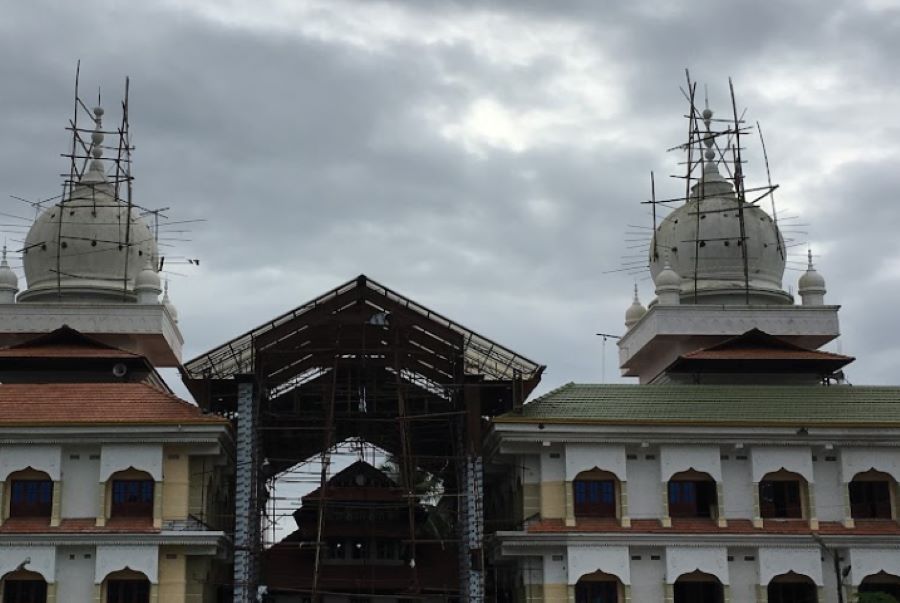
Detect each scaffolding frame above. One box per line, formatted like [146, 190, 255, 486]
[183, 275, 543, 602]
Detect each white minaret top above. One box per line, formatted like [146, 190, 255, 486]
[798, 249, 826, 306]
[648, 107, 790, 305]
[134, 258, 162, 305]
[0, 245, 19, 303]
[624, 283, 647, 329]
[19, 105, 158, 303]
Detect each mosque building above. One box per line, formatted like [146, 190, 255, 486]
[488, 106, 900, 603]
[0, 99, 233, 602]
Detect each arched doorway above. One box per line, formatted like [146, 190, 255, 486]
[759, 470, 807, 519]
[108, 469, 155, 520]
[767, 572, 817, 603]
[575, 570, 622, 603]
[674, 570, 724, 603]
[103, 569, 151, 603]
[668, 470, 718, 519]
[6, 468, 53, 521]
[849, 470, 896, 520]
[2, 569, 47, 603]
[859, 571, 900, 601]
[573, 469, 620, 519]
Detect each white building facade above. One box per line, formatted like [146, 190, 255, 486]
[489, 103, 900, 603]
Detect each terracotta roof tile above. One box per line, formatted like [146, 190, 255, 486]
[524, 518, 900, 536]
[0, 344, 138, 359]
[0, 517, 158, 534]
[0, 382, 229, 426]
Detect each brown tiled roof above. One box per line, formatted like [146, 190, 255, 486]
[0, 344, 138, 359]
[525, 518, 900, 535]
[0, 517, 157, 534]
[0, 326, 139, 359]
[0, 383, 229, 426]
[678, 328, 853, 363]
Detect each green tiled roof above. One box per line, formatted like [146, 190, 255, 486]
[495, 383, 900, 426]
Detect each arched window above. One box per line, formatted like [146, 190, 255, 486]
[767, 572, 817, 603]
[849, 470, 895, 520]
[760, 470, 806, 519]
[7, 469, 53, 519]
[104, 569, 150, 603]
[575, 570, 622, 603]
[109, 469, 154, 519]
[668, 470, 717, 519]
[2, 570, 47, 603]
[859, 571, 900, 600]
[673, 570, 723, 603]
[573, 469, 618, 518]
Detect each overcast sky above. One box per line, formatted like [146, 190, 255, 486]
[2, 0, 900, 396]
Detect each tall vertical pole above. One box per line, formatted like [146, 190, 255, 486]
[234, 377, 257, 603]
[463, 382, 484, 602]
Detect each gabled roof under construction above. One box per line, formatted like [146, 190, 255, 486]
[183, 274, 544, 403]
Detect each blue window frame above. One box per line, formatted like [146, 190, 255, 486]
[9, 480, 53, 518]
[111, 480, 154, 518]
[574, 479, 616, 517]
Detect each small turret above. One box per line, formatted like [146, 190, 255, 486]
[134, 259, 162, 304]
[625, 283, 646, 329]
[655, 260, 682, 305]
[0, 245, 19, 303]
[798, 249, 826, 306]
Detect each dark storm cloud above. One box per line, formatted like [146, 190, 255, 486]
[0, 0, 898, 394]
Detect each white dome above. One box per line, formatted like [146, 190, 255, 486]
[135, 261, 162, 292]
[654, 260, 682, 290]
[798, 251, 826, 291]
[624, 284, 646, 328]
[649, 161, 791, 305]
[19, 109, 158, 303]
[0, 246, 18, 291]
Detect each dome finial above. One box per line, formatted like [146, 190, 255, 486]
[83, 106, 107, 182]
[807, 247, 814, 270]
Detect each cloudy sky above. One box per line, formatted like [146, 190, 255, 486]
[2, 0, 900, 395]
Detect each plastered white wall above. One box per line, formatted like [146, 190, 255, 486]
[813, 457, 843, 521]
[722, 456, 754, 519]
[751, 447, 814, 482]
[56, 546, 96, 603]
[566, 545, 630, 584]
[60, 446, 100, 518]
[849, 548, 900, 586]
[728, 550, 760, 603]
[522, 455, 540, 485]
[841, 447, 900, 482]
[99, 444, 162, 481]
[758, 547, 823, 585]
[665, 546, 729, 584]
[660, 446, 722, 482]
[626, 452, 662, 520]
[0, 445, 61, 480]
[95, 545, 158, 584]
[629, 547, 665, 603]
[565, 445, 627, 481]
[542, 551, 567, 584]
[0, 545, 55, 582]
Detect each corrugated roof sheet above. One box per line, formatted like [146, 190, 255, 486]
[495, 383, 900, 426]
[0, 382, 229, 426]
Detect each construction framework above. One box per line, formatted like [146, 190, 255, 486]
[183, 274, 544, 602]
[629, 72, 791, 294]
